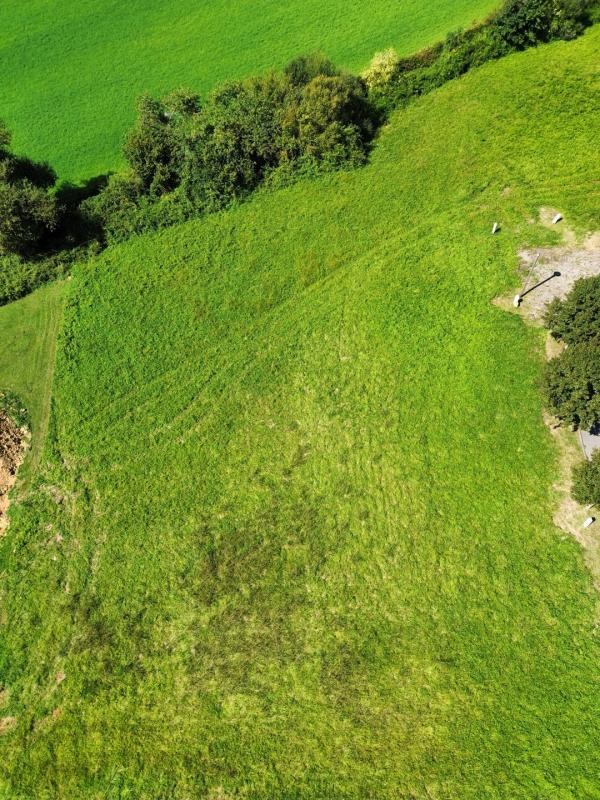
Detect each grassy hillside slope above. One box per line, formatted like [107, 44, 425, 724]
[0, 0, 498, 182]
[0, 281, 65, 487]
[1, 27, 600, 800]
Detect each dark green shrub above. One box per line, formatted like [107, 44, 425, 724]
[80, 173, 144, 244]
[123, 92, 198, 196]
[180, 68, 375, 210]
[181, 73, 289, 210]
[0, 254, 29, 304]
[493, 0, 588, 50]
[545, 275, 600, 345]
[542, 339, 600, 429]
[572, 451, 600, 506]
[284, 53, 339, 87]
[284, 74, 374, 169]
[0, 179, 58, 258]
[0, 124, 59, 258]
[0, 252, 70, 306]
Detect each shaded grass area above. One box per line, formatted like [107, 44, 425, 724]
[0, 0, 498, 182]
[1, 28, 600, 799]
[0, 280, 66, 487]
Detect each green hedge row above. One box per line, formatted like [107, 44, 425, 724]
[0, 0, 594, 304]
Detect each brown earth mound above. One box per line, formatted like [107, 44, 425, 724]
[0, 410, 28, 535]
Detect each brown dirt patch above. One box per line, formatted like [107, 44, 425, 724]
[0, 410, 29, 535]
[515, 244, 600, 323]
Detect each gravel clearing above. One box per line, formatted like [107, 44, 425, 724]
[516, 233, 600, 323]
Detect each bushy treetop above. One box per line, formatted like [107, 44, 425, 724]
[0, 121, 58, 257]
[542, 339, 600, 430]
[545, 276, 600, 346]
[494, 0, 589, 50]
[572, 450, 600, 506]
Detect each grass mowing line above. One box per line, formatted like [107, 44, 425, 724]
[20, 283, 66, 489]
[0, 280, 66, 490]
[1, 30, 600, 799]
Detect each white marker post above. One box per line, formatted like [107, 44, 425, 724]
[492, 222, 499, 234]
[552, 213, 563, 224]
[583, 516, 595, 529]
[513, 294, 521, 308]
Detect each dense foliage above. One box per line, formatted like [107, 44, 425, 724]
[572, 450, 600, 505]
[542, 276, 600, 432]
[542, 340, 600, 429]
[83, 59, 376, 242]
[366, 0, 591, 111]
[0, 253, 67, 307]
[545, 275, 600, 345]
[494, 0, 589, 49]
[0, 122, 58, 259]
[0, 137, 59, 305]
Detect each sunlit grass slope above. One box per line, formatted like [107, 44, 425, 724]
[0, 281, 65, 486]
[2, 27, 600, 800]
[0, 0, 498, 182]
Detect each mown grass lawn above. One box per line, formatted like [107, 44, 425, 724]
[1, 26, 600, 800]
[0, 280, 65, 487]
[0, 0, 498, 183]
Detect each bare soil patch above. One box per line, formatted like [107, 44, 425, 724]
[0, 410, 29, 535]
[516, 240, 600, 323]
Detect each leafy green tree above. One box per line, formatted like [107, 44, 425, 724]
[123, 92, 198, 196]
[90, 60, 376, 238]
[572, 451, 600, 506]
[0, 181, 58, 257]
[0, 121, 59, 257]
[80, 173, 143, 244]
[542, 340, 600, 429]
[181, 73, 290, 209]
[494, 0, 588, 50]
[286, 74, 374, 169]
[545, 275, 600, 345]
[284, 53, 339, 87]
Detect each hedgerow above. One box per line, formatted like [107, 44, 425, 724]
[542, 276, 600, 432]
[0, 0, 596, 298]
[82, 59, 377, 243]
[366, 0, 591, 112]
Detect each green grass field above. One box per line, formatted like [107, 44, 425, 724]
[0, 280, 65, 487]
[1, 25, 599, 799]
[0, 0, 499, 183]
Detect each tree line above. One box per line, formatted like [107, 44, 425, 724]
[542, 276, 600, 505]
[0, 0, 594, 304]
